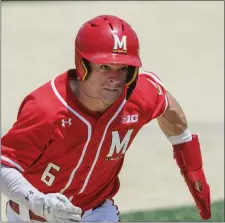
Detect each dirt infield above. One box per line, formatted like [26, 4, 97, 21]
[1, 1, 224, 222]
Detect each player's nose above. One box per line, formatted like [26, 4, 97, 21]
[108, 77, 123, 88]
[108, 72, 123, 84]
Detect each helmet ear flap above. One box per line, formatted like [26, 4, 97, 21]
[126, 74, 138, 100]
[126, 67, 139, 99]
[75, 53, 91, 81]
[81, 58, 91, 81]
[126, 67, 138, 85]
[75, 47, 91, 81]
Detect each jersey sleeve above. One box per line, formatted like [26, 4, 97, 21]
[137, 71, 169, 123]
[1, 96, 55, 172]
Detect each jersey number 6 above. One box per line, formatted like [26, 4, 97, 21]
[41, 163, 60, 186]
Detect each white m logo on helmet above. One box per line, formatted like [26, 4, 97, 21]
[113, 34, 127, 52]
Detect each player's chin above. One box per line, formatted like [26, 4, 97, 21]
[101, 89, 121, 104]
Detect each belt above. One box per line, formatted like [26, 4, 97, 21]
[9, 200, 46, 222]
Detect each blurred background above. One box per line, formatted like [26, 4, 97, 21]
[1, 1, 224, 222]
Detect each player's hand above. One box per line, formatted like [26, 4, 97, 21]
[182, 168, 211, 220]
[42, 193, 82, 222]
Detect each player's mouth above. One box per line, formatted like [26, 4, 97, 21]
[103, 87, 118, 92]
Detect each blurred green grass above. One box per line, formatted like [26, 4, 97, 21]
[120, 200, 224, 222]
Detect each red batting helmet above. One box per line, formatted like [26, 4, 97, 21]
[75, 15, 142, 86]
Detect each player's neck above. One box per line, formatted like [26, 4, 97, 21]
[69, 79, 110, 113]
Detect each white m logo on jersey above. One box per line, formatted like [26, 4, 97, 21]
[113, 34, 127, 52]
[106, 129, 134, 158]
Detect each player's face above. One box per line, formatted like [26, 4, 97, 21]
[85, 63, 128, 105]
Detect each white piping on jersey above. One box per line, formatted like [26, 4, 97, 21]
[69, 196, 74, 202]
[1, 156, 24, 172]
[51, 78, 92, 194]
[142, 71, 165, 87]
[51, 78, 127, 194]
[78, 99, 127, 194]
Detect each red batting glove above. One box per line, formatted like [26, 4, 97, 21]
[173, 135, 211, 220]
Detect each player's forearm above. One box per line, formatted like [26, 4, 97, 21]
[157, 91, 211, 219]
[1, 165, 45, 216]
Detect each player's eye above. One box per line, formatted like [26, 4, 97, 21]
[100, 65, 110, 71]
[119, 67, 128, 74]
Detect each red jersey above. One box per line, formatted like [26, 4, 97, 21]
[1, 69, 168, 211]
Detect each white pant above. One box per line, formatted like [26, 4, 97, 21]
[6, 199, 120, 222]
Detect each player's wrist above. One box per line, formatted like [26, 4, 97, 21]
[172, 134, 203, 173]
[168, 128, 192, 145]
[27, 190, 46, 217]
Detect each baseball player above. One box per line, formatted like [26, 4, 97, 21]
[1, 15, 211, 222]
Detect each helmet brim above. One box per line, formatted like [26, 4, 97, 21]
[83, 53, 142, 67]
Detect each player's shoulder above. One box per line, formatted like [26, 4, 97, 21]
[127, 71, 168, 121]
[137, 71, 165, 89]
[134, 71, 166, 101]
[17, 70, 69, 122]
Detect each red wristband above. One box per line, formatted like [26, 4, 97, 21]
[173, 134, 203, 173]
